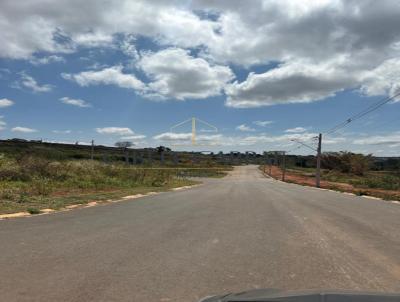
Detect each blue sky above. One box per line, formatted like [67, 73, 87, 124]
[0, 1, 399, 155]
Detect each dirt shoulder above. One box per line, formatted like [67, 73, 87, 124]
[262, 165, 400, 201]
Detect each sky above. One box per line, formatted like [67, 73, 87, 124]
[0, 0, 399, 155]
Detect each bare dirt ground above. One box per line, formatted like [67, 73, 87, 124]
[264, 165, 400, 200]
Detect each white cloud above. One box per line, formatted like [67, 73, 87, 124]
[153, 131, 223, 145]
[238, 132, 319, 145]
[15, 73, 53, 93]
[29, 55, 65, 65]
[1, 1, 400, 107]
[360, 58, 400, 101]
[11, 126, 37, 133]
[225, 58, 356, 108]
[120, 34, 139, 60]
[0, 1, 216, 59]
[323, 137, 347, 145]
[153, 132, 192, 141]
[62, 66, 145, 91]
[52, 130, 72, 134]
[60, 97, 91, 108]
[0, 98, 14, 108]
[138, 48, 234, 100]
[120, 135, 146, 140]
[253, 120, 273, 127]
[64, 48, 234, 101]
[285, 127, 307, 133]
[354, 132, 400, 147]
[96, 127, 134, 135]
[236, 124, 255, 132]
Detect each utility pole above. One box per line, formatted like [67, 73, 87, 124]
[291, 135, 322, 188]
[316, 133, 322, 188]
[91, 140, 94, 160]
[282, 151, 286, 181]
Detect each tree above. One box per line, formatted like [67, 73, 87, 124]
[115, 141, 133, 149]
[322, 151, 371, 175]
[349, 153, 371, 176]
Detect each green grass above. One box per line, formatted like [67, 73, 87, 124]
[0, 181, 196, 215]
[0, 154, 230, 214]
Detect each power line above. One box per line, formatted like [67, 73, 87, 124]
[324, 91, 400, 135]
[286, 144, 304, 154]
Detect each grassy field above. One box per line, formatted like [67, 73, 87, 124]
[321, 170, 400, 191]
[0, 151, 230, 215]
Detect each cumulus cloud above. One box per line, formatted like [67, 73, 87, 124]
[62, 66, 146, 90]
[0, 1, 216, 59]
[225, 59, 356, 108]
[360, 58, 400, 101]
[11, 126, 37, 133]
[64, 48, 234, 101]
[2, 1, 400, 107]
[60, 97, 91, 107]
[0, 98, 14, 108]
[236, 124, 255, 132]
[285, 127, 307, 133]
[138, 48, 234, 100]
[96, 127, 134, 135]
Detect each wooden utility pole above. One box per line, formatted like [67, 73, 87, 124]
[316, 133, 322, 188]
[282, 151, 286, 181]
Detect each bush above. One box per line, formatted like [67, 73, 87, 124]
[27, 207, 40, 214]
[322, 152, 371, 176]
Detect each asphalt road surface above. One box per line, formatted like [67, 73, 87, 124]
[1, 165, 400, 302]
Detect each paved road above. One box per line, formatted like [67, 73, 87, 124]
[1, 166, 400, 302]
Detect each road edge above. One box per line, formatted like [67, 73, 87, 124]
[0, 184, 202, 221]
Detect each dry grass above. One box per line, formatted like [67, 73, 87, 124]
[0, 154, 230, 214]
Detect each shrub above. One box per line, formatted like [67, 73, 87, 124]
[322, 152, 371, 176]
[27, 207, 40, 214]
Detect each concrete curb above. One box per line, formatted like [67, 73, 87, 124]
[0, 184, 201, 221]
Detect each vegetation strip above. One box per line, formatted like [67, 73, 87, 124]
[0, 184, 200, 220]
[261, 164, 400, 202]
[0, 147, 231, 215]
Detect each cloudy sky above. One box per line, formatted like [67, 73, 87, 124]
[0, 0, 399, 155]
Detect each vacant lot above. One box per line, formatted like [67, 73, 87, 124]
[0, 154, 229, 215]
